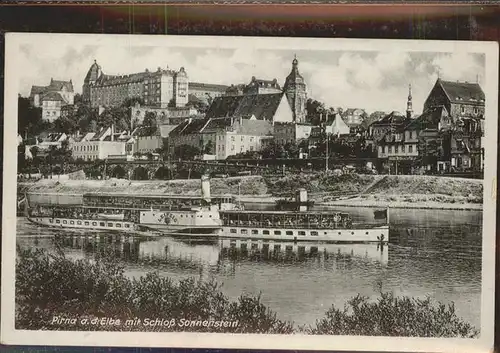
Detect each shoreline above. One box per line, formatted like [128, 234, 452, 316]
[237, 195, 483, 211]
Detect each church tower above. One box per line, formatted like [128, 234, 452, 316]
[283, 55, 307, 123]
[406, 83, 413, 119]
[82, 60, 102, 105]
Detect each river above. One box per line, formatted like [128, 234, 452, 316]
[16, 205, 483, 330]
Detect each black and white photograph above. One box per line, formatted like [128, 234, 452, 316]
[1, 33, 497, 352]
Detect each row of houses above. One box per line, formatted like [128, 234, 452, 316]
[25, 58, 485, 174]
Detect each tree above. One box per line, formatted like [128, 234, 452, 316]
[203, 140, 214, 155]
[416, 133, 442, 173]
[18, 96, 44, 138]
[174, 144, 201, 160]
[142, 112, 158, 136]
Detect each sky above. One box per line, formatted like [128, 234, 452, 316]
[17, 40, 485, 115]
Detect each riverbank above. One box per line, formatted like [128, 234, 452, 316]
[16, 247, 479, 337]
[18, 173, 483, 210]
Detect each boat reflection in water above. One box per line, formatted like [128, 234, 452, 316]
[54, 235, 220, 271]
[52, 232, 388, 270]
[218, 238, 388, 266]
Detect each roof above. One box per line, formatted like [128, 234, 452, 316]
[343, 108, 366, 116]
[237, 118, 273, 136]
[201, 117, 273, 136]
[370, 111, 408, 127]
[91, 127, 110, 141]
[205, 93, 284, 121]
[85, 60, 101, 82]
[284, 57, 305, 89]
[404, 106, 447, 131]
[438, 79, 485, 104]
[49, 79, 73, 92]
[188, 82, 229, 91]
[95, 66, 181, 86]
[41, 92, 65, 102]
[362, 111, 386, 129]
[159, 124, 177, 137]
[41, 133, 66, 142]
[246, 77, 281, 90]
[30, 85, 47, 95]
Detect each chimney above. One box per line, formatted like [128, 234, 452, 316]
[201, 175, 211, 202]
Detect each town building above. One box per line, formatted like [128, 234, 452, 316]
[366, 111, 409, 150]
[130, 104, 199, 127]
[273, 122, 312, 145]
[133, 124, 177, 155]
[376, 107, 446, 174]
[188, 82, 229, 102]
[30, 78, 75, 122]
[169, 116, 273, 160]
[225, 84, 246, 96]
[205, 92, 294, 123]
[243, 77, 282, 95]
[30, 78, 74, 108]
[283, 55, 308, 123]
[70, 126, 131, 161]
[82, 60, 188, 109]
[422, 78, 485, 172]
[24, 132, 68, 159]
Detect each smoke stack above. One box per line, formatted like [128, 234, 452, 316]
[201, 175, 211, 202]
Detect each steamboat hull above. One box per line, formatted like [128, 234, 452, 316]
[221, 225, 389, 243]
[28, 217, 137, 233]
[139, 223, 221, 235]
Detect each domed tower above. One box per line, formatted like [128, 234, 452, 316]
[82, 60, 101, 104]
[283, 55, 307, 123]
[406, 83, 413, 119]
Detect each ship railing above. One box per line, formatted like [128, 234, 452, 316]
[221, 220, 386, 230]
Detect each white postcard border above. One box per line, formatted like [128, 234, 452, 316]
[1, 33, 498, 353]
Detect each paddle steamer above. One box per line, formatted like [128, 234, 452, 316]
[220, 189, 389, 243]
[25, 176, 235, 235]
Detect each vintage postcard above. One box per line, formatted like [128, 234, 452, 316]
[1, 33, 497, 352]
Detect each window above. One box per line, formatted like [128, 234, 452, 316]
[70, 221, 74, 225]
[49, 219, 53, 223]
[474, 107, 479, 114]
[401, 145, 405, 153]
[230, 229, 237, 233]
[84, 221, 89, 225]
[92, 222, 97, 226]
[116, 223, 122, 228]
[461, 105, 465, 114]
[274, 230, 281, 235]
[100, 222, 105, 226]
[251, 230, 259, 235]
[108, 223, 113, 227]
[125, 224, 130, 228]
[286, 231, 293, 235]
[63, 220, 67, 224]
[311, 231, 318, 236]
[298, 231, 306, 236]
[395, 145, 399, 153]
[56, 220, 60, 224]
[263, 230, 270, 235]
[409, 145, 413, 153]
[241, 229, 248, 234]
